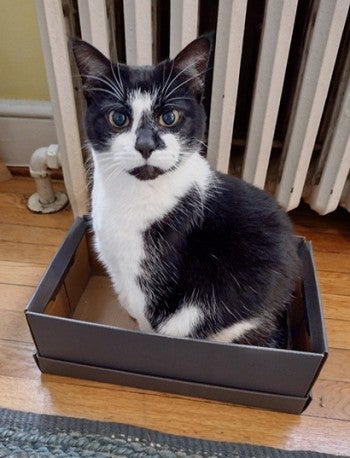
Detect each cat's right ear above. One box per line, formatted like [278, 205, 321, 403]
[71, 38, 111, 91]
[173, 34, 213, 99]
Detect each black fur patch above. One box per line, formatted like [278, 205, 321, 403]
[139, 173, 301, 347]
[129, 165, 165, 181]
[139, 187, 204, 328]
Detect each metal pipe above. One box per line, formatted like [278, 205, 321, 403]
[27, 144, 69, 213]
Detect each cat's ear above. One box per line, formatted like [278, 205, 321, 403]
[71, 38, 111, 91]
[173, 34, 213, 97]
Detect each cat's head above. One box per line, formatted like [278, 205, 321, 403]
[72, 35, 212, 181]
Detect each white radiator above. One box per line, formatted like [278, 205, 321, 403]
[35, 0, 350, 217]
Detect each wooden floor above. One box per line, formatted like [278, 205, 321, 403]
[0, 176, 349, 455]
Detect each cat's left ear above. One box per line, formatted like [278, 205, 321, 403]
[173, 34, 213, 98]
[71, 38, 112, 92]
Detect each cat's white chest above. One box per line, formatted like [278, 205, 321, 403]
[91, 152, 212, 331]
[92, 183, 151, 330]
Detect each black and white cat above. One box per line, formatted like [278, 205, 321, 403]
[72, 35, 301, 348]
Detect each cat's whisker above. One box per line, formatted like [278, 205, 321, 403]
[162, 59, 203, 100]
[85, 87, 122, 100]
[162, 96, 194, 108]
[195, 138, 221, 158]
[161, 61, 167, 90]
[164, 96, 193, 102]
[162, 60, 200, 98]
[84, 160, 95, 176]
[81, 73, 124, 99]
[116, 60, 125, 95]
[110, 62, 125, 98]
[152, 85, 161, 102]
[56, 142, 89, 175]
[101, 163, 124, 184]
[105, 170, 122, 184]
[196, 139, 208, 148]
[160, 60, 175, 98]
[165, 67, 213, 100]
[93, 154, 115, 164]
[109, 63, 122, 91]
[99, 73, 124, 99]
[102, 74, 125, 99]
[93, 159, 120, 179]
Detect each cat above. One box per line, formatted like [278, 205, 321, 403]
[72, 35, 301, 348]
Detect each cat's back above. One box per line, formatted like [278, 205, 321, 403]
[188, 171, 300, 279]
[202, 172, 295, 247]
[208, 172, 292, 233]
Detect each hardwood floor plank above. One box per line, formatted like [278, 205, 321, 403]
[0, 223, 68, 246]
[322, 294, 350, 321]
[0, 310, 33, 344]
[325, 319, 350, 350]
[0, 340, 37, 380]
[320, 348, 350, 383]
[318, 272, 350, 296]
[0, 374, 349, 455]
[313, 251, 350, 274]
[0, 284, 34, 312]
[0, 241, 59, 264]
[305, 379, 350, 421]
[313, 317, 350, 352]
[0, 261, 46, 287]
[294, 231, 350, 254]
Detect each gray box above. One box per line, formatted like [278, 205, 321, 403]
[26, 216, 328, 414]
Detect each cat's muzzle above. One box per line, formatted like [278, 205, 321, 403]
[129, 164, 165, 181]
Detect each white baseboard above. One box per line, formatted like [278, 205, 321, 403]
[0, 99, 57, 167]
[0, 99, 53, 119]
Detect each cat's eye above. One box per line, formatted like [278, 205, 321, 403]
[108, 111, 129, 128]
[159, 110, 180, 127]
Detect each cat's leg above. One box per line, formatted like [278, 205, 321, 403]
[231, 315, 288, 348]
[155, 304, 204, 338]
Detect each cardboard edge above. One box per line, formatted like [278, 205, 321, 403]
[25, 218, 88, 315]
[35, 355, 311, 415]
[298, 241, 329, 393]
[298, 240, 328, 354]
[24, 217, 88, 352]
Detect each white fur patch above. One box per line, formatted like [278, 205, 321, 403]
[91, 145, 212, 331]
[208, 318, 261, 343]
[157, 305, 203, 337]
[129, 90, 153, 133]
[148, 133, 181, 171]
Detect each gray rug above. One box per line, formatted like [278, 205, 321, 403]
[0, 407, 347, 457]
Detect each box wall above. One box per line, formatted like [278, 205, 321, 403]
[36, 355, 311, 414]
[27, 310, 324, 397]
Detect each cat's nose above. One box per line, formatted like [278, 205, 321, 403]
[135, 131, 156, 159]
